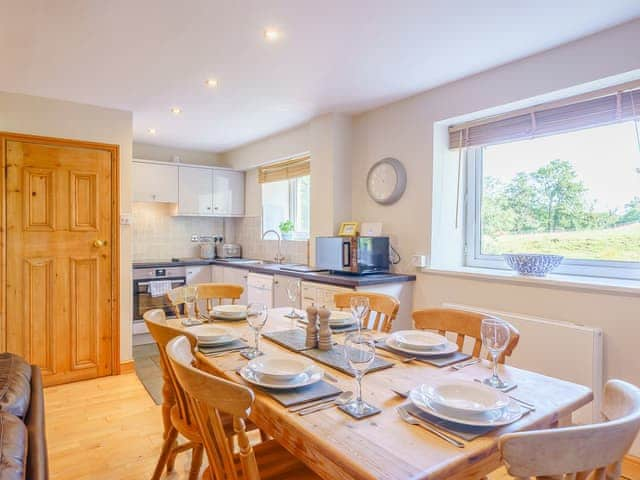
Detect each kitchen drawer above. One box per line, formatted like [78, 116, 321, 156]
[247, 273, 273, 289]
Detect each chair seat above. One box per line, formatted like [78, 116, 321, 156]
[170, 405, 201, 442]
[236, 439, 321, 480]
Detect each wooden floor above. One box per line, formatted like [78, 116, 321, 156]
[45, 372, 640, 480]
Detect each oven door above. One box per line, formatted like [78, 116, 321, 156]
[133, 276, 186, 322]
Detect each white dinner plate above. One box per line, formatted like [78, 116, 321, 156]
[384, 336, 459, 356]
[420, 380, 510, 417]
[210, 304, 247, 320]
[409, 385, 524, 427]
[247, 355, 314, 381]
[239, 364, 324, 390]
[187, 324, 238, 346]
[329, 311, 355, 326]
[390, 330, 448, 351]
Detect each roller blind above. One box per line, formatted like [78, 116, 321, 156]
[448, 87, 640, 149]
[258, 155, 311, 183]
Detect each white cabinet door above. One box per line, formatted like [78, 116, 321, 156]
[247, 273, 273, 308]
[178, 166, 213, 215]
[132, 161, 179, 203]
[185, 265, 212, 284]
[273, 275, 300, 309]
[222, 267, 248, 304]
[212, 169, 244, 216]
[211, 265, 224, 283]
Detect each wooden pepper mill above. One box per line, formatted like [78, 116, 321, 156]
[305, 304, 319, 349]
[318, 306, 332, 351]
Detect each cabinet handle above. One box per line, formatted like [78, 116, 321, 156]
[214, 206, 219, 210]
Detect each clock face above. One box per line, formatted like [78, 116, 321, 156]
[366, 158, 406, 205]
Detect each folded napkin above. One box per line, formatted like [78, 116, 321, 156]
[375, 340, 471, 368]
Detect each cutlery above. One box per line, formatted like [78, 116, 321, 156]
[324, 372, 339, 383]
[397, 407, 465, 448]
[288, 391, 351, 413]
[298, 391, 353, 415]
[204, 347, 250, 357]
[450, 359, 480, 370]
[391, 388, 409, 398]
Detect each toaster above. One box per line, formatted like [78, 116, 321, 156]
[220, 243, 242, 258]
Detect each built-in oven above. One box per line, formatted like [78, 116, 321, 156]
[132, 266, 186, 326]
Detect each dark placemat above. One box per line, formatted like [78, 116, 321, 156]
[298, 319, 363, 334]
[301, 345, 394, 377]
[263, 329, 309, 352]
[375, 340, 471, 368]
[198, 339, 249, 354]
[402, 403, 494, 441]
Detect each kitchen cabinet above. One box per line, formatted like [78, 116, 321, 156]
[132, 161, 179, 203]
[273, 274, 300, 309]
[186, 265, 212, 312]
[178, 165, 214, 215]
[247, 273, 273, 308]
[301, 281, 353, 309]
[213, 169, 244, 216]
[222, 267, 248, 304]
[211, 265, 224, 283]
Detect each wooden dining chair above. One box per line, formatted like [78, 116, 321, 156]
[167, 285, 189, 319]
[166, 335, 322, 480]
[333, 292, 400, 333]
[499, 379, 640, 479]
[411, 308, 520, 363]
[143, 309, 203, 480]
[196, 283, 244, 313]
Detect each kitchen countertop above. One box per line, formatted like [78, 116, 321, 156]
[132, 258, 416, 287]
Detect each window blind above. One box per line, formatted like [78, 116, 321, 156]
[258, 155, 311, 183]
[448, 87, 640, 149]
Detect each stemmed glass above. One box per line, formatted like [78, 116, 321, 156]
[284, 280, 302, 319]
[481, 318, 511, 389]
[350, 297, 370, 334]
[245, 303, 268, 359]
[181, 286, 200, 326]
[343, 332, 377, 416]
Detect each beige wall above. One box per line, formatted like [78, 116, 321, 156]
[0, 91, 134, 362]
[133, 142, 223, 166]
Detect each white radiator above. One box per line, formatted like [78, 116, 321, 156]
[443, 303, 603, 424]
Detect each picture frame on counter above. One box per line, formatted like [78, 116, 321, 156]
[338, 222, 359, 237]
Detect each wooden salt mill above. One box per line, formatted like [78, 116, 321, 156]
[318, 306, 332, 351]
[305, 304, 318, 349]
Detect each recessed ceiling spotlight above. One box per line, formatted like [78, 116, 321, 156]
[205, 78, 218, 88]
[147, 128, 157, 135]
[264, 28, 281, 41]
[170, 107, 182, 115]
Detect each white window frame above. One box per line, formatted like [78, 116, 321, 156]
[261, 176, 310, 240]
[464, 147, 640, 280]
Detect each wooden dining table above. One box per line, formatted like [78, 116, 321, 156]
[168, 307, 593, 480]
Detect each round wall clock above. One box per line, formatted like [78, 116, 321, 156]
[366, 157, 407, 205]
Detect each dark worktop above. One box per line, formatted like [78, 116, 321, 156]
[132, 258, 416, 287]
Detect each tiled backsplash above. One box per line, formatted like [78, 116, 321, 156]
[132, 204, 309, 264]
[132, 203, 224, 260]
[230, 216, 309, 264]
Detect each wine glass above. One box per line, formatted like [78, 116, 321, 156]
[343, 333, 377, 416]
[481, 318, 511, 389]
[181, 286, 200, 326]
[245, 303, 268, 359]
[284, 280, 301, 319]
[350, 296, 370, 334]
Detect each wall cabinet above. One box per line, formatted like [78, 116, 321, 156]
[178, 166, 214, 215]
[132, 161, 178, 203]
[132, 160, 244, 216]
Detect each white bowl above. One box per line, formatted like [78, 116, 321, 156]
[391, 330, 447, 351]
[187, 325, 236, 345]
[247, 355, 314, 381]
[211, 304, 247, 320]
[420, 380, 509, 417]
[329, 311, 355, 326]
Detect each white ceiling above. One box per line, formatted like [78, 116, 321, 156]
[1, 1, 639, 152]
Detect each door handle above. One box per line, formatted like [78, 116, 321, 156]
[93, 239, 108, 248]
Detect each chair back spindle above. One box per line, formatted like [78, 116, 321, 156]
[333, 292, 399, 333]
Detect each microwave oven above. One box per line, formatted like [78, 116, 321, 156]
[315, 236, 390, 274]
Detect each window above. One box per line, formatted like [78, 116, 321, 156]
[262, 175, 310, 240]
[465, 121, 640, 279]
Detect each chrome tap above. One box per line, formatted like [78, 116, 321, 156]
[262, 229, 285, 264]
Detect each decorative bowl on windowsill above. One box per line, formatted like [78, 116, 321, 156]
[502, 253, 564, 277]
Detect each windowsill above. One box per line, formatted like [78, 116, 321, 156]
[421, 265, 640, 296]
